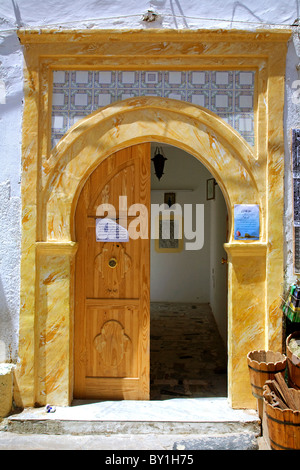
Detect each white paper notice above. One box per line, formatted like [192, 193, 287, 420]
[96, 218, 129, 242]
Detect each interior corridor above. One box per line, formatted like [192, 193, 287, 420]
[150, 302, 228, 400]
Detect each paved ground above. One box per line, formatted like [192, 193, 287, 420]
[0, 429, 268, 450]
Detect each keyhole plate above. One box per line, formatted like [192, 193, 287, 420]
[108, 257, 118, 268]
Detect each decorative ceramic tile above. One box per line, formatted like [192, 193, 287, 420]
[140, 71, 163, 89]
[51, 70, 255, 148]
[235, 91, 253, 112]
[211, 90, 233, 113]
[94, 89, 116, 107]
[117, 71, 140, 88]
[211, 71, 234, 89]
[70, 89, 93, 111]
[52, 71, 70, 88]
[94, 71, 117, 89]
[187, 90, 210, 108]
[235, 71, 255, 89]
[52, 89, 69, 110]
[188, 71, 211, 90]
[164, 71, 187, 89]
[71, 71, 93, 88]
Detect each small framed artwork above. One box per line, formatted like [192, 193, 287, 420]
[155, 214, 183, 253]
[164, 192, 176, 208]
[206, 178, 215, 200]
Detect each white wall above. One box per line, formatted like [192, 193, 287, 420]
[0, 31, 22, 362]
[0, 0, 297, 30]
[0, 0, 299, 362]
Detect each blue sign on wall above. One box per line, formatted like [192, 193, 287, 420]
[234, 204, 260, 241]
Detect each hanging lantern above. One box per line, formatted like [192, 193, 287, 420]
[152, 146, 167, 181]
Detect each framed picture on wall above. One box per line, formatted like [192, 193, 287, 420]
[206, 178, 215, 200]
[154, 214, 183, 253]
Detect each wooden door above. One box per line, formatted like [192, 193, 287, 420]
[74, 144, 151, 400]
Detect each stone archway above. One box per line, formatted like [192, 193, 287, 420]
[17, 97, 276, 409]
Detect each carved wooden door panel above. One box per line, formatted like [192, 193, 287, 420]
[74, 144, 150, 400]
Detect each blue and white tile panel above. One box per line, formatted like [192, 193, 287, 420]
[51, 70, 255, 148]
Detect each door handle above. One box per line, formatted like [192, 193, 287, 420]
[221, 257, 228, 264]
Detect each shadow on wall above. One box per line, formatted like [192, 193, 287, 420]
[0, 276, 12, 362]
[230, 1, 264, 26]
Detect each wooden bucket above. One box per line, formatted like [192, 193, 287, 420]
[263, 389, 300, 450]
[286, 332, 300, 390]
[247, 350, 287, 419]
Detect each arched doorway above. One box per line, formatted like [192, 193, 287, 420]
[72, 140, 229, 401]
[20, 97, 270, 409]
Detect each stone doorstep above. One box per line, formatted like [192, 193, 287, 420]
[0, 430, 264, 450]
[0, 431, 262, 450]
[173, 433, 260, 450]
[5, 398, 261, 438]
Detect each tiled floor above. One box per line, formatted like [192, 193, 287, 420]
[150, 302, 228, 400]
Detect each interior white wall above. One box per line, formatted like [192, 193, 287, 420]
[209, 185, 228, 345]
[150, 144, 211, 303]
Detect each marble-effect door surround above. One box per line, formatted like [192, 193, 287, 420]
[16, 29, 291, 409]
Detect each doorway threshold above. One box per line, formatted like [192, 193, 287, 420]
[6, 398, 260, 436]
